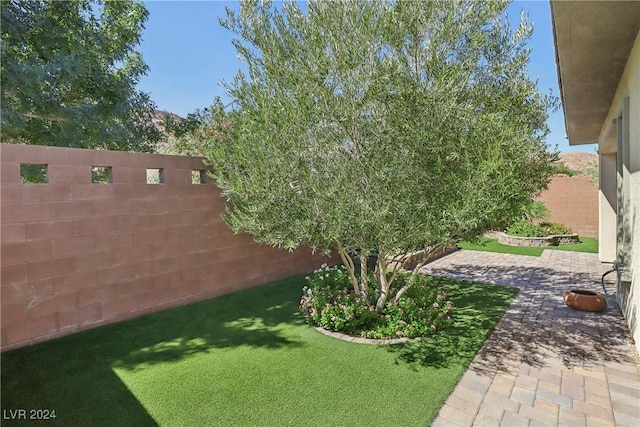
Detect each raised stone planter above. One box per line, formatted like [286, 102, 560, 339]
[497, 232, 580, 247]
[314, 327, 421, 345]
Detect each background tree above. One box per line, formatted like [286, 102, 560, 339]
[158, 99, 231, 157]
[207, 0, 558, 310]
[1, 0, 159, 151]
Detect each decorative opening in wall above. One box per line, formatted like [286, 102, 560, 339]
[91, 166, 112, 184]
[192, 170, 207, 184]
[146, 168, 164, 184]
[20, 164, 48, 184]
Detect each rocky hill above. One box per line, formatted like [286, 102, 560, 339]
[558, 152, 597, 175]
[152, 110, 182, 135]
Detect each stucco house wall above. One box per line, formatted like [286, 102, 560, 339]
[598, 32, 640, 350]
[551, 0, 640, 355]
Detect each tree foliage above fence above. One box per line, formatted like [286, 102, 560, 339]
[206, 0, 558, 310]
[0, 0, 159, 151]
[158, 100, 231, 157]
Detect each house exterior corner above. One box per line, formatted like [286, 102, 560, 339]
[551, 0, 640, 353]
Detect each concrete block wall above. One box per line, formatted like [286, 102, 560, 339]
[0, 144, 334, 351]
[536, 175, 599, 238]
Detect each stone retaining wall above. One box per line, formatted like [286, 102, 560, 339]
[497, 232, 580, 247]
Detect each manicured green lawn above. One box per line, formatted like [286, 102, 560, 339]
[1, 275, 517, 426]
[458, 236, 598, 257]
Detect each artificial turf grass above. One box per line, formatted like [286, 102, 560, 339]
[1, 274, 518, 427]
[458, 236, 599, 257]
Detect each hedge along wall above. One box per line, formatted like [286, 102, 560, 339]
[536, 174, 599, 238]
[0, 144, 335, 351]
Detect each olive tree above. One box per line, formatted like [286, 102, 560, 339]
[206, 0, 557, 310]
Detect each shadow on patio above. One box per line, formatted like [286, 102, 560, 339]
[420, 254, 635, 376]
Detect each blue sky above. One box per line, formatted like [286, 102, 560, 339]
[137, 0, 597, 154]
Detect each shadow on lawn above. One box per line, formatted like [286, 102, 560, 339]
[385, 280, 519, 371]
[417, 261, 633, 377]
[114, 279, 307, 368]
[111, 291, 306, 372]
[0, 277, 308, 427]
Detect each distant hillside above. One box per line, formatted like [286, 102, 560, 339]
[553, 152, 598, 185]
[152, 110, 182, 135]
[149, 110, 183, 154]
[558, 152, 597, 175]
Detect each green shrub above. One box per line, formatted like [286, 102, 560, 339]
[20, 164, 48, 183]
[520, 201, 549, 221]
[540, 222, 572, 235]
[506, 220, 573, 237]
[551, 161, 578, 176]
[299, 265, 453, 339]
[299, 265, 378, 333]
[506, 221, 545, 237]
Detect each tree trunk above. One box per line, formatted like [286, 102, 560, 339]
[375, 250, 389, 311]
[359, 254, 369, 297]
[337, 245, 360, 294]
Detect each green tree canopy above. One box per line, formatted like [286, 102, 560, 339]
[1, 0, 159, 151]
[207, 0, 558, 310]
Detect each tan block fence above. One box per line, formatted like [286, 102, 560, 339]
[536, 175, 599, 238]
[0, 144, 335, 351]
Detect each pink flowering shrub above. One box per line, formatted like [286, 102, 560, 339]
[299, 264, 453, 339]
[299, 265, 378, 333]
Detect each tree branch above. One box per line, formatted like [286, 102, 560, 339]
[393, 245, 443, 302]
[21, 113, 72, 123]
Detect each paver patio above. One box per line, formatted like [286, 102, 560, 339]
[422, 249, 640, 427]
